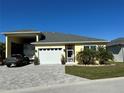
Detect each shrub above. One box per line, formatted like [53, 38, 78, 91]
[61, 55, 66, 65]
[34, 56, 40, 65]
[76, 47, 113, 65]
[97, 47, 113, 64]
[76, 49, 96, 65]
[76, 51, 84, 64]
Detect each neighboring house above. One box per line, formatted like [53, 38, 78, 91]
[107, 38, 124, 62]
[2, 30, 108, 64]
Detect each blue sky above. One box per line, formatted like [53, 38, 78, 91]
[0, 0, 124, 42]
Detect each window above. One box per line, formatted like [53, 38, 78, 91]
[51, 48, 54, 50]
[59, 48, 62, 50]
[43, 49, 46, 51]
[55, 48, 58, 50]
[84, 46, 89, 50]
[47, 49, 50, 51]
[84, 45, 96, 50]
[39, 48, 62, 51]
[91, 46, 96, 50]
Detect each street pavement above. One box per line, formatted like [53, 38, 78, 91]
[2, 77, 124, 93]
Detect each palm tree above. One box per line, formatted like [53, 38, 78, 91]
[76, 48, 96, 64]
[96, 47, 113, 64]
[76, 47, 113, 65]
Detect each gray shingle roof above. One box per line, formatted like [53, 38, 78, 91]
[107, 37, 124, 46]
[38, 32, 106, 43]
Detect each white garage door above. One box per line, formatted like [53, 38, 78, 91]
[39, 48, 63, 64]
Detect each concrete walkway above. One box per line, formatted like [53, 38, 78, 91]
[2, 77, 124, 93]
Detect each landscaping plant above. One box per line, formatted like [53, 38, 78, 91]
[34, 56, 40, 65]
[61, 55, 66, 65]
[96, 47, 113, 64]
[76, 48, 96, 64]
[76, 46, 113, 65]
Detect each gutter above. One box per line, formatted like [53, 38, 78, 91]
[1, 31, 41, 35]
[31, 41, 109, 45]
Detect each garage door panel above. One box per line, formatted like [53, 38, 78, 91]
[39, 48, 62, 64]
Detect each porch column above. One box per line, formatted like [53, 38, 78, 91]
[36, 35, 39, 42]
[5, 36, 11, 58]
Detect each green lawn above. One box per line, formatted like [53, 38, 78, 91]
[65, 63, 124, 79]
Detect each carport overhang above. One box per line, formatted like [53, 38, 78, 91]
[2, 31, 41, 58]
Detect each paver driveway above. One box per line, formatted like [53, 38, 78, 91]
[0, 64, 88, 91]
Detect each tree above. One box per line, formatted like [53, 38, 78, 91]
[96, 47, 113, 64]
[76, 48, 96, 64]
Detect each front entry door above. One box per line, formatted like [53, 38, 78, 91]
[67, 49, 74, 62]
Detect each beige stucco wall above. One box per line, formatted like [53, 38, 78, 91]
[75, 44, 83, 63]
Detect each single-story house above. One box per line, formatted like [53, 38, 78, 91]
[107, 38, 124, 62]
[2, 30, 108, 64]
